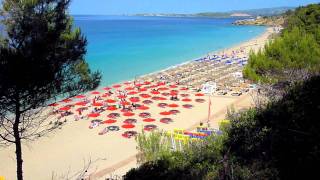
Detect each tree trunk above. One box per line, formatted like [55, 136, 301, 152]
[14, 105, 23, 180]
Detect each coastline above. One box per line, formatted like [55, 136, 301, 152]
[0, 26, 275, 180]
[99, 26, 271, 91]
[91, 26, 275, 179]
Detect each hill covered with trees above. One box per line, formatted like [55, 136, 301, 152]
[244, 3, 320, 83]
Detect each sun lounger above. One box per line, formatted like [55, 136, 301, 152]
[98, 127, 108, 135]
[89, 121, 99, 129]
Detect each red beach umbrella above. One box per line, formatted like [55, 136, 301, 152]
[120, 101, 130, 106]
[124, 82, 131, 85]
[128, 91, 138, 95]
[158, 87, 169, 91]
[123, 118, 137, 124]
[113, 84, 121, 88]
[129, 97, 140, 103]
[88, 113, 100, 118]
[75, 95, 86, 99]
[75, 101, 87, 106]
[103, 87, 112, 91]
[140, 94, 151, 98]
[105, 99, 116, 103]
[59, 106, 70, 111]
[102, 93, 110, 98]
[158, 103, 168, 108]
[151, 91, 160, 95]
[139, 88, 147, 92]
[139, 112, 151, 118]
[169, 85, 178, 88]
[91, 91, 100, 95]
[195, 99, 206, 103]
[180, 93, 190, 97]
[122, 124, 135, 129]
[149, 85, 158, 88]
[137, 105, 149, 110]
[157, 82, 166, 86]
[160, 111, 171, 116]
[182, 104, 193, 109]
[144, 124, 157, 131]
[182, 98, 192, 102]
[158, 97, 167, 101]
[170, 91, 178, 96]
[62, 99, 72, 103]
[121, 108, 131, 112]
[195, 93, 205, 96]
[129, 99, 139, 103]
[93, 102, 103, 107]
[117, 95, 126, 99]
[49, 103, 59, 107]
[103, 119, 117, 124]
[107, 106, 118, 111]
[144, 81, 151, 85]
[143, 118, 155, 122]
[180, 87, 188, 91]
[76, 108, 85, 112]
[125, 87, 134, 91]
[160, 118, 173, 124]
[161, 92, 170, 96]
[123, 112, 135, 117]
[168, 103, 179, 108]
[122, 131, 137, 138]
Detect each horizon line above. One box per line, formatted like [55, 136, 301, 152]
[70, 5, 296, 16]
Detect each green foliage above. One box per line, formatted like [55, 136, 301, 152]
[136, 130, 172, 163]
[125, 4, 320, 180]
[226, 75, 320, 179]
[244, 4, 320, 83]
[285, 3, 320, 43]
[0, 1, 101, 179]
[126, 75, 320, 179]
[244, 27, 320, 82]
[0, 0, 101, 110]
[126, 132, 228, 180]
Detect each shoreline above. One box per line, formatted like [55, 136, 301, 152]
[90, 26, 275, 179]
[0, 26, 275, 180]
[98, 26, 271, 90]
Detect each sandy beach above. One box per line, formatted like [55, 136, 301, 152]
[0, 27, 275, 180]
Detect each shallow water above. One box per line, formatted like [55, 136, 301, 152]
[74, 15, 266, 86]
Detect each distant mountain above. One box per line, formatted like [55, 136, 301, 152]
[229, 7, 294, 17]
[135, 7, 295, 18]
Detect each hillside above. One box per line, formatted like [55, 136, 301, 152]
[233, 16, 285, 26]
[135, 7, 294, 18]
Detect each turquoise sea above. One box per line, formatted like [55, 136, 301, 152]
[74, 16, 266, 86]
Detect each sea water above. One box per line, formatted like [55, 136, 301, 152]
[74, 15, 266, 86]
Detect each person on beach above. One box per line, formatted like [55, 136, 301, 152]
[74, 114, 79, 121]
[132, 103, 136, 110]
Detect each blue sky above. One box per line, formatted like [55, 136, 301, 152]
[70, 0, 320, 15]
